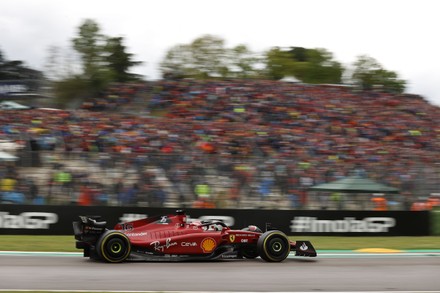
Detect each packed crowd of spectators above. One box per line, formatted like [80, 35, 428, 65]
[1, 80, 440, 210]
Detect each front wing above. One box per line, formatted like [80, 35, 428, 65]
[294, 240, 317, 257]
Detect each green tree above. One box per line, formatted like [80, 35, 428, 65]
[228, 44, 262, 79]
[161, 35, 227, 79]
[52, 76, 89, 108]
[72, 19, 110, 94]
[52, 19, 143, 106]
[352, 55, 406, 93]
[191, 35, 227, 78]
[106, 37, 143, 82]
[264, 47, 296, 80]
[160, 44, 191, 79]
[298, 48, 343, 84]
[161, 35, 264, 79]
[265, 46, 343, 83]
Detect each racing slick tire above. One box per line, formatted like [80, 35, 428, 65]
[96, 230, 131, 263]
[257, 230, 290, 262]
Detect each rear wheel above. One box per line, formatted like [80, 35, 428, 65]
[257, 230, 290, 262]
[96, 231, 131, 263]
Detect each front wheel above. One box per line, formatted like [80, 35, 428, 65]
[96, 231, 131, 263]
[257, 230, 290, 262]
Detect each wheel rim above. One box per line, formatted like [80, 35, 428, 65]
[267, 237, 287, 258]
[105, 238, 127, 260]
[272, 241, 283, 253]
[111, 242, 122, 254]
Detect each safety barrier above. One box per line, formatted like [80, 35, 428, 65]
[0, 204, 431, 236]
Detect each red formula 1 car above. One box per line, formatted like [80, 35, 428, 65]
[73, 210, 317, 263]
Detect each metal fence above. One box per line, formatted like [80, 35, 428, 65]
[1, 149, 440, 210]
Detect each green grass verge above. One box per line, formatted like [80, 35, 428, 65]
[0, 235, 439, 251]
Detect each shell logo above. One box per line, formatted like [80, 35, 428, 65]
[201, 237, 216, 253]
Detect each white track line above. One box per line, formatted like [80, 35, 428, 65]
[0, 289, 440, 293]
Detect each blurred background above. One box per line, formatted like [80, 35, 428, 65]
[1, 2, 439, 213]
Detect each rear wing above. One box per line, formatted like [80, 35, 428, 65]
[73, 216, 107, 241]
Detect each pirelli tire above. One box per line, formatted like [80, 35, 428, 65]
[257, 230, 290, 262]
[96, 230, 131, 263]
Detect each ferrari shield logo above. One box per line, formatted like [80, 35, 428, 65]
[229, 235, 236, 242]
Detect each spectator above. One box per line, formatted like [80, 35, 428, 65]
[371, 194, 388, 211]
[195, 182, 211, 200]
[1, 80, 439, 209]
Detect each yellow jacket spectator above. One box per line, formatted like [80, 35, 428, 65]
[195, 183, 210, 199]
[1, 178, 17, 192]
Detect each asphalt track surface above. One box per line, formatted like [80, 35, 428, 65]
[1, 252, 440, 292]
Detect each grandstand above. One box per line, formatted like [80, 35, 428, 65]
[1, 80, 439, 210]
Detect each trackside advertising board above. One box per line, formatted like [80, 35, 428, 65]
[0, 204, 431, 236]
